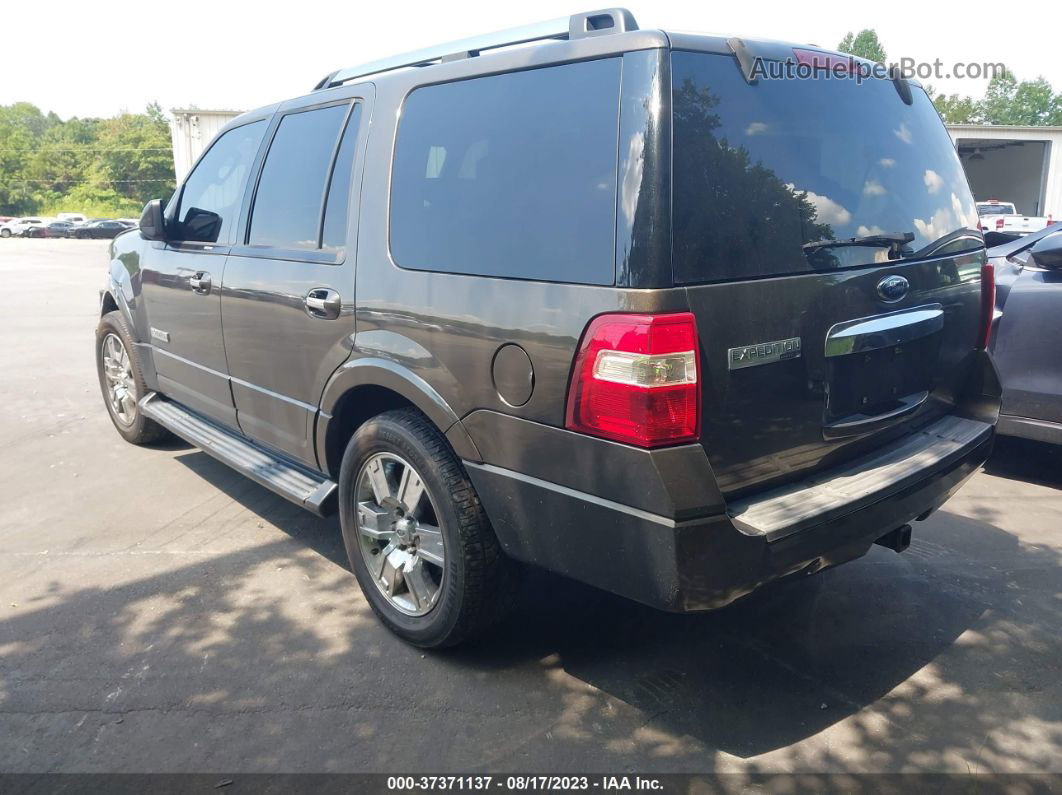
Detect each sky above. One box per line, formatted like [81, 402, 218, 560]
[3, 0, 1061, 120]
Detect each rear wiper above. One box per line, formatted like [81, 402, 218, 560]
[803, 232, 915, 258]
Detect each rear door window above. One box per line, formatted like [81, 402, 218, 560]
[248, 104, 349, 251]
[671, 51, 981, 283]
[390, 58, 622, 285]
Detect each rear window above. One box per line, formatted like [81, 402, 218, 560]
[671, 51, 981, 283]
[977, 203, 1016, 215]
[390, 58, 622, 284]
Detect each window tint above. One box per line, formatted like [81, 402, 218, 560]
[671, 51, 980, 283]
[176, 121, 265, 244]
[390, 58, 621, 284]
[321, 104, 363, 253]
[249, 104, 348, 251]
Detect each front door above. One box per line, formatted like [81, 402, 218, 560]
[140, 119, 268, 427]
[221, 97, 368, 466]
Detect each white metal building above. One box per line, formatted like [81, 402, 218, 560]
[947, 124, 1061, 218]
[169, 109, 244, 181]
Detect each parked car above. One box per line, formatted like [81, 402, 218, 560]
[96, 9, 998, 647]
[976, 200, 1053, 236]
[25, 221, 73, 238]
[988, 224, 1062, 444]
[56, 212, 89, 225]
[1, 217, 44, 237]
[75, 220, 133, 239]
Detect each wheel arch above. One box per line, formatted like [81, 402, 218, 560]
[317, 358, 480, 478]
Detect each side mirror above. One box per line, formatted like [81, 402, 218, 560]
[1029, 230, 1062, 270]
[139, 199, 166, 241]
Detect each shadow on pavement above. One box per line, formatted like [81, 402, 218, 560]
[983, 436, 1062, 489]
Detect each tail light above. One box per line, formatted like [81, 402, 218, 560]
[1047, 214, 1054, 228]
[565, 312, 701, 447]
[977, 262, 995, 350]
[995, 218, 1005, 230]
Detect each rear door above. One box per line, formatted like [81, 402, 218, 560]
[221, 92, 369, 467]
[671, 50, 985, 494]
[140, 119, 268, 427]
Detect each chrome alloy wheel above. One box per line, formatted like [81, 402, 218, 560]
[356, 453, 446, 616]
[101, 333, 136, 425]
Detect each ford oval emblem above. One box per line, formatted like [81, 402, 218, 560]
[877, 275, 909, 302]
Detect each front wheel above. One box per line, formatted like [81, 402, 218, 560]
[95, 311, 170, 444]
[0, 229, 10, 238]
[339, 408, 515, 648]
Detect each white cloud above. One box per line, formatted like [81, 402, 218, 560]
[923, 169, 944, 194]
[879, 158, 896, 168]
[863, 180, 887, 197]
[913, 207, 955, 242]
[895, 123, 912, 144]
[951, 191, 978, 228]
[745, 121, 768, 136]
[856, 225, 885, 236]
[787, 183, 851, 226]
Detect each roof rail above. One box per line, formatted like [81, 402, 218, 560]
[314, 8, 638, 91]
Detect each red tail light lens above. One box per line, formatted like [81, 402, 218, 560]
[565, 313, 701, 447]
[995, 218, 1005, 230]
[978, 262, 995, 349]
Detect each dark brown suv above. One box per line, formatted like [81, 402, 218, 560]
[96, 8, 1000, 646]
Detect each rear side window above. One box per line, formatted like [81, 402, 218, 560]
[390, 59, 622, 284]
[249, 104, 349, 251]
[321, 104, 363, 254]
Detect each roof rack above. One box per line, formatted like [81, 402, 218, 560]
[313, 8, 638, 91]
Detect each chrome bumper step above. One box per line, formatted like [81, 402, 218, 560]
[139, 393, 337, 516]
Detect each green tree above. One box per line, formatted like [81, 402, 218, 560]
[90, 103, 175, 205]
[837, 29, 887, 63]
[672, 79, 833, 279]
[926, 86, 980, 124]
[0, 103, 51, 214]
[980, 72, 1062, 125]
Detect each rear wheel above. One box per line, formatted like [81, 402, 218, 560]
[339, 408, 515, 648]
[0, 229, 10, 238]
[95, 311, 170, 444]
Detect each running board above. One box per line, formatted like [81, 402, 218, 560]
[139, 393, 338, 517]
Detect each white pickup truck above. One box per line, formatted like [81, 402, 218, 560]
[977, 200, 1053, 236]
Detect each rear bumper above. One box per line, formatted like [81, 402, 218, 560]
[466, 417, 993, 613]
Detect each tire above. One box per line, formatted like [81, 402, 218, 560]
[95, 310, 170, 445]
[339, 408, 515, 648]
[0, 229, 10, 238]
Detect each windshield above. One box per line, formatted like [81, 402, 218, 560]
[671, 50, 981, 283]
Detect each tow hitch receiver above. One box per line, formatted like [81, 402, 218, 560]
[874, 524, 912, 553]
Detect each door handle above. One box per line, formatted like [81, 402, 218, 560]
[189, 272, 212, 294]
[304, 288, 341, 319]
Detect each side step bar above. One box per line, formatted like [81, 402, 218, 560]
[139, 393, 338, 517]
